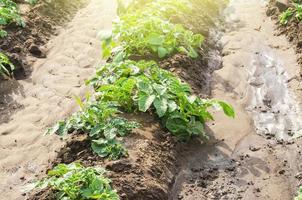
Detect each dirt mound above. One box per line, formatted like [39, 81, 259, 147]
[267, 0, 302, 67]
[160, 48, 220, 98]
[0, 0, 87, 79]
[28, 113, 179, 200]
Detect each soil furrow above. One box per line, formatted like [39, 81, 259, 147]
[0, 1, 116, 199]
[172, 0, 302, 199]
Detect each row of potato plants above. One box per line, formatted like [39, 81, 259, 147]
[34, 0, 234, 199]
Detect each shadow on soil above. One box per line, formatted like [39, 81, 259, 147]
[170, 126, 271, 200]
[0, 79, 25, 124]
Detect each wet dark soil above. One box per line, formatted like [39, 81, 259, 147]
[267, 0, 302, 67]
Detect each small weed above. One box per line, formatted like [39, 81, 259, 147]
[279, 1, 302, 24]
[279, 8, 294, 24]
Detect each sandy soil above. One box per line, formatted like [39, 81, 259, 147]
[0, 1, 116, 199]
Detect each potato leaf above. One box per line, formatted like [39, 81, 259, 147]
[138, 93, 156, 112]
[217, 101, 235, 118]
[153, 97, 168, 117]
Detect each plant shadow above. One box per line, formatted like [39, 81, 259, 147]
[170, 125, 271, 199]
[0, 79, 25, 125]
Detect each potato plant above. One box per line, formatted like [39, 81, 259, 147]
[100, 11, 203, 61]
[47, 100, 139, 160]
[88, 60, 234, 140]
[34, 163, 119, 200]
[0, 52, 14, 76]
[117, 0, 228, 35]
[0, 0, 25, 38]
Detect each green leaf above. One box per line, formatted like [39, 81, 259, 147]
[91, 139, 109, 158]
[74, 95, 85, 110]
[89, 125, 103, 138]
[158, 46, 168, 58]
[138, 93, 156, 112]
[98, 30, 112, 41]
[153, 84, 167, 95]
[103, 127, 118, 140]
[187, 95, 197, 104]
[153, 97, 168, 117]
[188, 46, 199, 58]
[137, 80, 153, 94]
[168, 100, 177, 112]
[165, 114, 187, 134]
[189, 120, 205, 137]
[46, 121, 69, 136]
[91, 139, 127, 160]
[147, 33, 164, 46]
[218, 101, 235, 118]
[113, 50, 126, 63]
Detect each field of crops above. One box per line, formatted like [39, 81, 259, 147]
[29, 0, 234, 198]
[2, 0, 302, 199]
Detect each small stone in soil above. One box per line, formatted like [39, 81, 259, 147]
[249, 146, 260, 152]
[295, 172, 302, 180]
[197, 180, 207, 188]
[278, 169, 286, 175]
[225, 165, 236, 172]
[29, 45, 46, 58]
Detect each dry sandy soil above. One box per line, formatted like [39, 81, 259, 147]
[1, 0, 302, 200]
[0, 0, 116, 199]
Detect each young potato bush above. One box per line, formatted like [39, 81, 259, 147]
[0, 52, 14, 76]
[34, 163, 119, 200]
[47, 100, 139, 160]
[117, 0, 228, 35]
[88, 60, 234, 140]
[101, 11, 203, 61]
